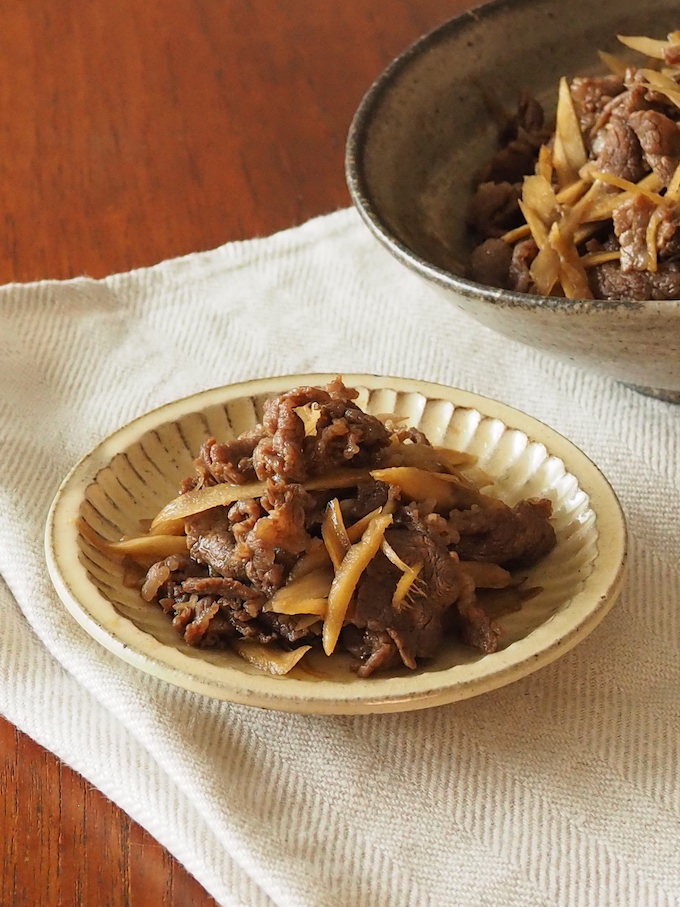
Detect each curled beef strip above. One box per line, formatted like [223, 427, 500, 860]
[194, 378, 390, 488]
[467, 238, 513, 289]
[629, 109, 680, 187]
[185, 507, 242, 578]
[594, 113, 648, 183]
[339, 480, 390, 524]
[341, 627, 401, 678]
[467, 182, 522, 241]
[253, 378, 391, 483]
[351, 517, 499, 675]
[476, 91, 550, 185]
[589, 258, 680, 300]
[447, 498, 556, 570]
[183, 481, 314, 598]
[656, 204, 680, 260]
[569, 74, 625, 140]
[613, 194, 656, 272]
[144, 551, 319, 649]
[509, 238, 538, 293]
[195, 428, 265, 486]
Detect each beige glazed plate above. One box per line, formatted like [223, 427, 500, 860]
[45, 374, 627, 714]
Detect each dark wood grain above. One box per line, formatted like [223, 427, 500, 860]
[0, 0, 472, 903]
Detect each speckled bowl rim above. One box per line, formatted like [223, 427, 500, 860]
[45, 374, 628, 714]
[345, 0, 680, 313]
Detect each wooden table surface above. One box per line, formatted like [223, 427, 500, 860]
[0, 1, 471, 903]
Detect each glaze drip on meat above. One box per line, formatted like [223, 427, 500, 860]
[134, 380, 556, 677]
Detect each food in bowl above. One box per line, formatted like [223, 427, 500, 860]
[467, 30, 680, 300]
[102, 379, 556, 678]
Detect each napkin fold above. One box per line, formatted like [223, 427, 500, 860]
[1, 208, 679, 907]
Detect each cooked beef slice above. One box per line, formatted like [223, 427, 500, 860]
[353, 526, 465, 669]
[447, 498, 556, 569]
[656, 203, 680, 260]
[509, 238, 539, 293]
[195, 428, 265, 486]
[499, 91, 547, 142]
[182, 482, 314, 597]
[339, 480, 390, 524]
[195, 379, 390, 487]
[570, 74, 625, 139]
[447, 572, 501, 653]
[476, 92, 549, 185]
[141, 553, 203, 602]
[341, 626, 401, 678]
[613, 194, 656, 272]
[467, 238, 513, 288]
[258, 611, 322, 644]
[185, 507, 242, 577]
[467, 182, 522, 240]
[589, 258, 680, 300]
[594, 113, 647, 183]
[629, 109, 680, 187]
[253, 378, 390, 483]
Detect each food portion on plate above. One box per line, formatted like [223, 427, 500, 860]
[467, 30, 680, 300]
[104, 378, 557, 678]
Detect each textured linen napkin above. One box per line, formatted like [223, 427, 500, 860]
[1, 207, 679, 907]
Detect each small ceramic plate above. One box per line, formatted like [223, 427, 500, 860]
[45, 374, 627, 714]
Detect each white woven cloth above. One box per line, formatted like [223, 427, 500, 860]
[1, 208, 679, 907]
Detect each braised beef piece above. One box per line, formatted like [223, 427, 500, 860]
[664, 44, 680, 67]
[141, 553, 204, 602]
[352, 530, 453, 671]
[183, 481, 313, 597]
[389, 425, 431, 446]
[476, 92, 550, 185]
[341, 627, 401, 678]
[445, 572, 501, 653]
[252, 384, 336, 483]
[253, 378, 390, 483]
[258, 611, 322, 644]
[467, 238, 513, 288]
[303, 390, 391, 477]
[498, 91, 547, 142]
[195, 428, 265, 486]
[351, 520, 500, 672]
[339, 479, 390, 524]
[629, 110, 680, 187]
[509, 238, 539, 293]
[467, 182, 522, 240]
[613, 194, 656, 272]
[145, 553, 318, 649]
[196, 378, 390, 487]
[570, 74, 625, 139]
[185, 508, 241, 577]
[141, 555, 273, 648]
[589, 258, 680, 300]
[447, 498, 556, 569]
[656, 204, 680, 260]
[594, 113, 648, 183]
[239, 481, 314, 596]
[177, 576, 265, 615]
[174, 595, 318, 649]
[622, 68, 680, 115]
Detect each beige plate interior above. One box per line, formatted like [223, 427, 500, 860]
[45, 374, 628, 714]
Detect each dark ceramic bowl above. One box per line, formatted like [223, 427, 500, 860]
[346, 0, 680, 401]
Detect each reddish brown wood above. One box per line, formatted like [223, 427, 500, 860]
[0, 0, 472, 903]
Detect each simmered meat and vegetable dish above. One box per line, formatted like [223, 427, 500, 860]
[467, 31, 680, 300]
[109, 380, 556, 677]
